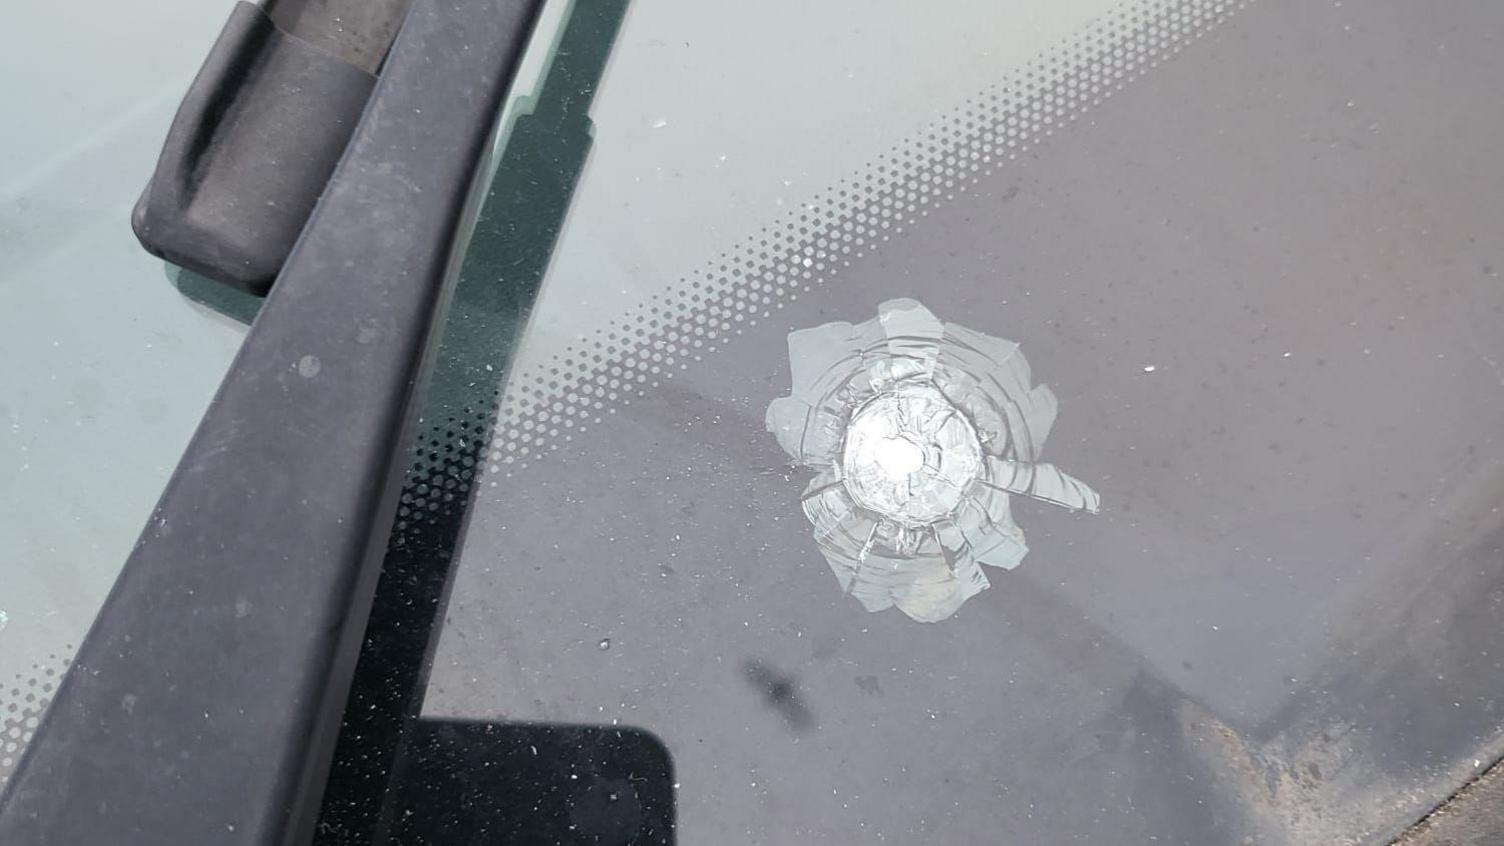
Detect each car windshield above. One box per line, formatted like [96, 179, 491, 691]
[323, 1, 1504, 843]
[7, 1, 1504, 843]
[1, 0, 254, 777]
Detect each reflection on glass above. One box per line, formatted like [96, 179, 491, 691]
[766, 298, 1100, 622]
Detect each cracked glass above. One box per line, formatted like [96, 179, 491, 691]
[766, 299, 1100, 622]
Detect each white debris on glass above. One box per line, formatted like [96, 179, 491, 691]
[765, 299, 1101, 623]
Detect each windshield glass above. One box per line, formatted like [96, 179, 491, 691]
[0, 0, 255, 784]
[317, 0, 1504, 843]
[6, 1, 1504, 842]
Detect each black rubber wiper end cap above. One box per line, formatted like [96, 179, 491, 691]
[131, 1, 376, 296]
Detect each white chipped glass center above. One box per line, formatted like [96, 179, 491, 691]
[840, 381, 982, 525]
[873, 437, 925, 477]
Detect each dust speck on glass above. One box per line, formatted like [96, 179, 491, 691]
[766, 299, 1100, 622]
